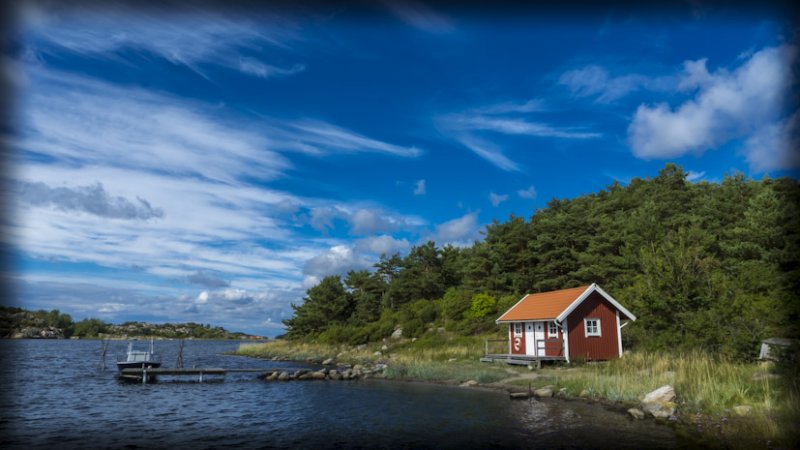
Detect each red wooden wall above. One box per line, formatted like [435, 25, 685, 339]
[566, 291, 619, 360]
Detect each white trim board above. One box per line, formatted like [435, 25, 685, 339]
[556, 283, 637, 323]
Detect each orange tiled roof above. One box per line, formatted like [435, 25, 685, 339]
[497, 285, 590, 321]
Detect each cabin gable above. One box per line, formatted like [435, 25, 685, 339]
[566, 291, 620, 360]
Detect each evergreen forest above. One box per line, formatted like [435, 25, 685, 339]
[284, 164, 799, 360]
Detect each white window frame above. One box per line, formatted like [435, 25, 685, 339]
[513, 322, 523, 336]
[584, 318, 601, 337]
[548, 321, 558, 338]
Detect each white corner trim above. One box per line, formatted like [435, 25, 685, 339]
[496, 294, 530, 324]
[555, 284, 596, 323]
[616, 310, 623, 357]
[562, 318, 570, 363]
[556, 283, 637, 322]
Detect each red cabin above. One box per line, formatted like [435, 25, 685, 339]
[494, 284, 635, 362]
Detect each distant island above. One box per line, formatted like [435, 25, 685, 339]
[0, 306, 267, 340]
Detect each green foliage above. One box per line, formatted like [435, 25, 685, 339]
[284, 164, 800, 360]
[465, 293, 497, 319]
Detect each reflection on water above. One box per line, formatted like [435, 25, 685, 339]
[0, 340, 677, 449]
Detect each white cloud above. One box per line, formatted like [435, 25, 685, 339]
[471, 99, 544, 114]
[196, 291, 209, 305]
[355, 235, 410, 255]
[685, 170, 706, 182]
[437, 104, 600, 171]
[303, 245, 372, 279]
[559, 65, 674, 103]
[414, 179, 426, 195]
[517, 186, 537, 199]
[430, 212, 480, 247]
[21, 5, 305, 79]
[742, 111, 800, 171]
[628, 45, 794, 169]
[451, 134, 521, 172]
[445, 116, 600, 139]
[381, 0, 454, 33]
[488, 192, 508, 207]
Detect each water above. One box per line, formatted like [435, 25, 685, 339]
[0, 340, 678, 449]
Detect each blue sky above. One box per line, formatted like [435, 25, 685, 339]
[5, 2, 797, 335]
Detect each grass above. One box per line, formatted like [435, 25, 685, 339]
[235, 336, 798, 448]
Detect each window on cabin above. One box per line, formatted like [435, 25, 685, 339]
[584, 318, 601, 337]
[548, 321, 558, 337]
[514, 323, 523, 336]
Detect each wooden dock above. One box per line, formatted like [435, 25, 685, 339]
[119, 367, 305, 384]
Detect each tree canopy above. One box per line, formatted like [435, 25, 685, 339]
[284, 164, 799, 360]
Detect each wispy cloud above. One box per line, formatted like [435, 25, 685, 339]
[517, 186, 537, 199]
[488, 192, 508, 207]
[20, 4, 305, 79]
[437, 102, 600, 172]
[559, 65, 674, 103]
[414, 179, 426, 195]
[450, 134, 521, 172]
[16, 181, 164, 220]
[428, 212, 480, 247]
[628, 45, 795, 170]
[381, 0, 454, 33]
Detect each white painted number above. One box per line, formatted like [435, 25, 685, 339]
[514, 337, 521, 351]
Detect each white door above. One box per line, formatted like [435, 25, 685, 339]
[524, 322, 535, 356]
[534, 321, 546, 356]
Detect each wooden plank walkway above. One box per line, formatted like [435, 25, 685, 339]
[119, 367, 307, 384]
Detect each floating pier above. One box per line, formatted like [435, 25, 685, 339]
[119, 367, 305, 384]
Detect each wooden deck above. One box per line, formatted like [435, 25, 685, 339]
[481, 338, 566, 367]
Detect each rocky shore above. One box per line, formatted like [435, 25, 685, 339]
[261, 363, 388, 381]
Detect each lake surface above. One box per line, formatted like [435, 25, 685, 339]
[0, 340, 679, 449]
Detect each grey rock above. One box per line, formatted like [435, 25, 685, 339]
[391, 328, 403, 339]
[628, 408, 645, 420]
[298, 373, 311, 380]
[311, 371, 327, 380]
[278, 371, 290, 381]
[322, 358, 334, 365]
[534, 388, 553, 398]
[373, 351, 382, 356]
[509, 392, 530, 399]
[641, 385, 676, 418]
[381, 344, 388, 351]
[460, 380, 478, 387]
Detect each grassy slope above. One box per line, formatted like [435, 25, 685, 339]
[235, 333, 798, 449]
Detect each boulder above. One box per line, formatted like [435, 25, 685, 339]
[374, 363, 388, 372]
[641, 385, 676, 419]
[460, 380, 478, 387]
[579, 389, 590, 398]
[534, 388, 554, 398]
[341, 369, 352, 379]
[278, 371, 290, 381]
[322, 358, 334, 365]
[298, 373, 312, 380]
[329, 370, 342, 380]
[556, 388, 568, 397]
[509, 392, 530, 399]
[381, 345, 388, 351]
[732, 405, 753, 417]
[373, 351, 382, 357]
[391, 328, 403, 339]
[311, 371, 327, 380]
[628, 408, 645, 420]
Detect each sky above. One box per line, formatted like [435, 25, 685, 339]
[2, 1, 797, 336]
